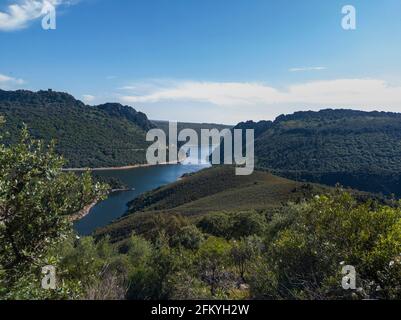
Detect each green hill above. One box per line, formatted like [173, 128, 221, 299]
[0, 89, 155, 168]
[125, 166, 321, 214]
[95, 166, 368, 243]
[234, 109, 401, 196]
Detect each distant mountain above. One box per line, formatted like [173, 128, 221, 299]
[241, 109, 401, 196]
[233, 120, 273, 138]
[97, 103, 155, 131]
[0, 89, 155, 168]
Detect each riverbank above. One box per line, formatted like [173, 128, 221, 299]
[69, 188, 135, 222]
[69, 199, 99, 222]
[67, 159, 187, 223]
[63, 159, 186, 172]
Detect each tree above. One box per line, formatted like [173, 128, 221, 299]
[171, 225, 205, 250]
[231, 211, 267, 239]
[231, 236, 263, 282]
[197, 236, 232, 296]
[197, 211, 267, 240]
[0, 125, 107, 298]
[197, 212, 232, 238]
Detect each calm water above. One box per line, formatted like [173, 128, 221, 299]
[74, 146, 214, 235]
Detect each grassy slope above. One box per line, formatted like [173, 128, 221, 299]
[126, 166, 320, 214]
[95, 166, 334, 242]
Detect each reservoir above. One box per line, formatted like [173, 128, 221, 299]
[74, 145, 213, 235]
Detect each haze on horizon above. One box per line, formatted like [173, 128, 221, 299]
[0, 0, 400, 124]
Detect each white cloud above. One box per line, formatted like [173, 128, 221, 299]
[82, 94, 95, 103]
[0, 73, 25, 86]
[0, 0, 76, 31]
[120, 80, 281, 106]
[289, 66, 327, 72]
[119, 78, 401, 111]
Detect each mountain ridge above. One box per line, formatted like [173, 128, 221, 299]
[234, 108, 401, 195]
[0, 89, 154, 168]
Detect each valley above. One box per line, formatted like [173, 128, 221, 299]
[1, 89, 400, 300]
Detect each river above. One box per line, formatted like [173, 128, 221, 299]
[73, 145, 214, 235]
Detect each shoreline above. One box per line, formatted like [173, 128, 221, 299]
[69, 199, 99, 222]
[62, 159, 185, 172]
[70, 188, 135, 222]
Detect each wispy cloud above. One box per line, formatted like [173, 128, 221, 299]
[0, 73, 25, 87]
[0, 0, 77, 31]
[119, 78, 401, 110]
[289, 66, 327, 72]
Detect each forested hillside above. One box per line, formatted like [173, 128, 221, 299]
[0, 89, 154, 168]
[235, 109, 401, 196]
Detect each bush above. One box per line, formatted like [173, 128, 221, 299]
[171, 225, 205, 250]
[250, 192, 401, 300]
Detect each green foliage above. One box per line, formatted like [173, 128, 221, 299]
[197, 236, 232, 296]
[171, 225, 205, 250]
[197, 211, 267, 240]
[197, 212, 233, 239]
[98, 187, 401, 300]
[231, 212, 267, 239]
[231, 236, 263, 281]
[0, 126, 107, 299]
[250, 191, 401, 300]
[126, 233, 179, 300]
[163, 270, 210, 300]
[127, 234, 153, 266]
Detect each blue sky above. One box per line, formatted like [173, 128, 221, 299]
[0, 0, 400, 124]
